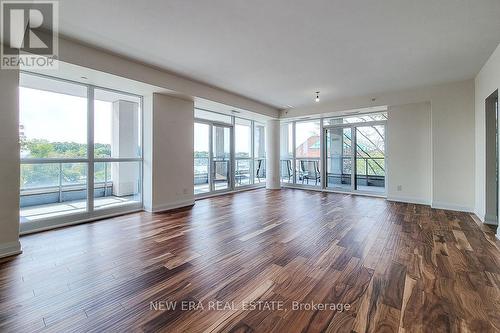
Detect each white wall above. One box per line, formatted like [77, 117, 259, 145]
[475, 43, 500, 225]
[282, 80, 475, 211]
[0, 69, 21, 258]
[144, 93, 195, 212]
[387, 102, 432, 205]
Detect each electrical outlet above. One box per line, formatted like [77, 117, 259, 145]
[397, 185, 402, 191]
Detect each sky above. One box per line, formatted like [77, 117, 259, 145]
[20, 87, 114, 145]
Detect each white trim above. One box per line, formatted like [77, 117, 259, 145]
[149, 199, 195, 213]
[20, 208, 143, 235]
[195, 184, 266, 200]
[387, 195, 431, 205]
[431, 201, 474, 212]
[0, 241, 22, 258]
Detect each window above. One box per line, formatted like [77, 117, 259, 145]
[323, 112, 387, 126]
[280, 123, 293, 183]
[93, 89, 142, 209]
[295, 120, 321, 187]
[19, 72, 143, 229]
[194, 123, 210, 194]
[194, 109, 232, 124]
[235, 118, 252, 187]
[283, 111, 387, 194]
[254, 122, 266, 183]
[193, 109, 266, 195]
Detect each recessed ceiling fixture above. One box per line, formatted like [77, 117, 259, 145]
[315, 91, 320, 102]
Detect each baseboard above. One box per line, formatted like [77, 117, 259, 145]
[484, 213, 498, 225]
[150, 199, 195, 213]
[474, 209, 485, 222]
[0, 241, 22, 259]
[431, 201, 474, 213]
[386, 195, 430, 205]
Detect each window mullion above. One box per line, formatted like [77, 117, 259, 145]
[87, 86, 95, 212]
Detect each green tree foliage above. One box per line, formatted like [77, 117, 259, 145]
[21, 140, 111, 190]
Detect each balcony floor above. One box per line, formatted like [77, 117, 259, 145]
[20, 195, 140, 223]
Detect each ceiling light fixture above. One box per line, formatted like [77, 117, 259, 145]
[315, 91, 320, 102]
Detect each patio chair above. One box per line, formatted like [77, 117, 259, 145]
[300, 160, 320, 185]
[256, 159, 266, 182]
[280, 159, 293, 181]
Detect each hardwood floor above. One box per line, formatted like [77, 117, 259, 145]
[1, 188, 499, 332]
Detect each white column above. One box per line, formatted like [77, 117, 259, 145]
[111, 100, 139, 196]
[266, 119, 280, 189]
[143, 93, 194, 212]
[0, 69, 21, 258]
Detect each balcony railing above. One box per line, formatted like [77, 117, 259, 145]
[280, 157, 385, 187]
[194, 157, 266, 187]
[20, 162, 113, 208]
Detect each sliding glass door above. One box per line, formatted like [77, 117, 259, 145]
[194, 109, 266, 196]
[194, 123, 211, 194]
[355, 125, 386, 193]
[194, 120, 233, 195]
[324, 121, 386, 194]
[325, 126, 352, 191]
[212, 124, 232, 191]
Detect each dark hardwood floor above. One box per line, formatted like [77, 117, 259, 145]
[1, 188, 499, 332]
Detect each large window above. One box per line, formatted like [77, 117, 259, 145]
[19, 73, 143, 230]
[282, 112, 387, 194]
[193, 109, 266, 195]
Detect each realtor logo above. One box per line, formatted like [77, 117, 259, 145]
[1, 0, 58, 69]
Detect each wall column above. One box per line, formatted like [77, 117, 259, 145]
[143, 93, 195, 212]
[266, 119, 280, 189]
[0, 69, 21, 258]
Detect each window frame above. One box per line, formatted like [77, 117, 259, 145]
[194, 108, 266, 198]
[19, 71, 144, 234]
[281, 112, 387, 196]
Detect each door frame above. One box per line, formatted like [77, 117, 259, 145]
[194, 118, 234, 196]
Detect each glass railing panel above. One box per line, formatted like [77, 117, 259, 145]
[235, 158, 252, 187]
[93, 161, 141, 210]
[20, 162, 88, 222]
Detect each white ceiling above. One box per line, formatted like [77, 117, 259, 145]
[58, 0, 500, 109]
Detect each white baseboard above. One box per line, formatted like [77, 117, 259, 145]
[474, 209, 485, 222]
[431, 201, 474, 213]
[0, 241, 22, 259]
[386, 195, 430, 205]
[150, 199, 195, 213]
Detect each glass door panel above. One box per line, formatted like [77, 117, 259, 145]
[355, 125, 386, 193]
[212, 125, 231, 191]
[326, 127, 352, 191]
[235, 118, 252, 187]
[194, 123, 210, 194]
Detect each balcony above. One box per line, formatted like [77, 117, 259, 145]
[280, 157, 385, 193]
[194, 157, 265, 194]
[20, 162, 141, 222]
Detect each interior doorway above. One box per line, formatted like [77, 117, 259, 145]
[485, 90, 498, 225]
